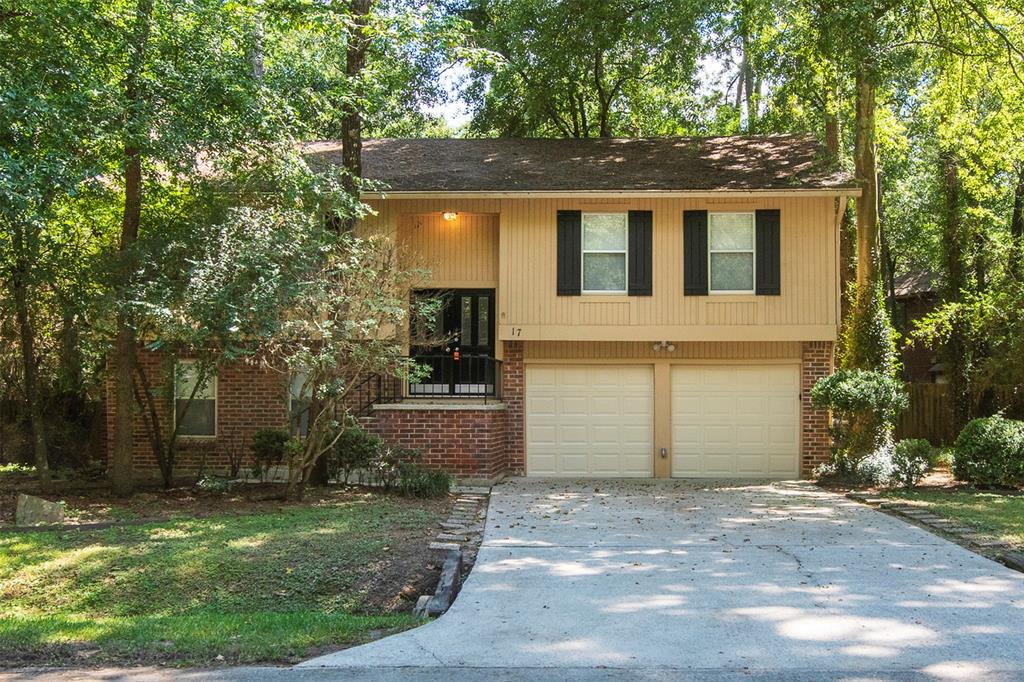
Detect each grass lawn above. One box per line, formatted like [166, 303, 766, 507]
[0, 490, 447, 667]
[882, 489, 1024, 547]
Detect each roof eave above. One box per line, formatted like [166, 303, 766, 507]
[360, 188, 862, 200]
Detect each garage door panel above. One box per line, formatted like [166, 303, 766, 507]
[672, 365, 799, 478]
[526, 365, 653, 478]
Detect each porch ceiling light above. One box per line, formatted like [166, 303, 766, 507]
[442, 211, 458, 222]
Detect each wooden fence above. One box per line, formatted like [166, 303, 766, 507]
[896, 383, 1024, 446]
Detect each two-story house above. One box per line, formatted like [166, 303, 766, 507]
[109, 135, 857, 481]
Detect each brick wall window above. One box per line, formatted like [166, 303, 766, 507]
[174, 360, 216, 437]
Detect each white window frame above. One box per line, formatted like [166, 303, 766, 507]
[173, 359, 217, 438]
[708, 212, 756, 295]
[581, 212, 629, 294]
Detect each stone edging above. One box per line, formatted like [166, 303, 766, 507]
[846, 491, 1024, 573]
[414, 486, 490, 618]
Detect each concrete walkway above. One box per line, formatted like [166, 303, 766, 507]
[300, 479, 1024, 680]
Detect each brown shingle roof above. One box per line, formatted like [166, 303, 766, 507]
[894, 269, 939, 298]
[303, 135, 856, 193]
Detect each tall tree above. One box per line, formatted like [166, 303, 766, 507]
[341, 0, 373, 203]
[463, 0, 709, 137]
[0, 1, 114, 485]
[105, 0, 280, 494]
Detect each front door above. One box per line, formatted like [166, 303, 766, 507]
[412, 289, 496, 395]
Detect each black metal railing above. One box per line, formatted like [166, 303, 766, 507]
[348, 355, 503, 415]
[349, 372, 403, 416]
[408, 354, 503, 401]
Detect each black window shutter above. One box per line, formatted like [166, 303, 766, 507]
[755, 209, 781, 295]
[556, 210, 582, 296]
[683, 210, 709, 296]
[627, 210, 653, 296]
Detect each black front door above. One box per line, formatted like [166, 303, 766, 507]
[412, 289, 496, 395]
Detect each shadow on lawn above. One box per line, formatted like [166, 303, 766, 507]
[0, 498, 439, 652]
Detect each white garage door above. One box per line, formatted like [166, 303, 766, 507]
[672, 365, 800, 478]
[526, 365, 653, 477]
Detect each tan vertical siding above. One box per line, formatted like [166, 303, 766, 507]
[357, 195, 839, 342]
[523, 341, 802, 360]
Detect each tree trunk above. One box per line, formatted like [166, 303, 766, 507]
[1010, 164, 1024, 281]
[110, 0, 154, 497]
[842, 63, 895, 375]
[853, 69, 878, 292]
[878, 172, 897, 316]
[110, 163, 141, 496]
[10, 225, 50, 489]
[339, 0, 372, 232]
[826, 110, 855, 323]
[940, 148, 972, 432]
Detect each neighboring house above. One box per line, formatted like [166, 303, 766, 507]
[107, 135, 858, 481]
[892, 269, 945, 383]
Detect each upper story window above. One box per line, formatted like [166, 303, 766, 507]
[582, 213, 627, 293]
[709, 212, 755, 293]
[174, 360, 216, 437]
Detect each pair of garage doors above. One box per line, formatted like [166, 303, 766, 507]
[525, 364, 800, 478]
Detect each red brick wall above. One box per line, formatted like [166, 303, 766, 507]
[801, 340, 834, 477]
[366, 405, 508, 479]
[104, 348, 289, 479]
[503, 341, 525, 473]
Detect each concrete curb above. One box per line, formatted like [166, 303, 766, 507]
[845, 490, 1021, 569]
[414, 487, 491, 617]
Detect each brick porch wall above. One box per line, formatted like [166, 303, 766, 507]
[104, 348, 288, 478]
[366, 405, 508, 479]
[503, 341, 525, 473]
[801, 340, 835, 477]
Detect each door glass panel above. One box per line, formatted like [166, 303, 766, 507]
[478, 297, 489, 347]
[460, 296, 472, 345]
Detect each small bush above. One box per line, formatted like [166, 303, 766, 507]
[251, 428, 290, 481]
[811, 369, 908, 462]
[194, 475, 231, 494]
[398, 462, 452, 498]
[855, 443, 896, 487]
[815, 441, 922, 488]
[326, 419, 382, 484]
[368, 444, 418, 490]
[890, 439, 933, 488]
[953, 415, 1024, 486]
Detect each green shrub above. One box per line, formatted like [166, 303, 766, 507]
[250, 428, 290, 481]
[194, 475, 231, 494]
[398, 462, 452, 498]
[890, 439, 933, 488]
[326, 418, 383, 484]
[953, 415, 1024, 486]
[368, 444, 418, 490]
[811, 369, 908, 462]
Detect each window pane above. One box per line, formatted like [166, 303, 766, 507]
[176, 398, 215, 436]
[460, 296, 472, 345]
[583, 214, 627, 250]
[478, 297, 489, 347]
[175, 362, 214, 400]
[710, 214, 754, 250]
[583, 253, 626, 291]
[289, 371, 311, 400]
[710, 252, 754, 291]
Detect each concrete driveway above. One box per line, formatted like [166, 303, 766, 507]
[302, 479, 1024, 680]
